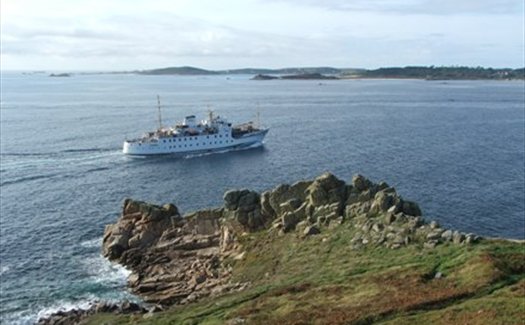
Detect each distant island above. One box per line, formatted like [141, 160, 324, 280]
[134, 66, 525, 80]
[49, 73, 71, 77]
[41, 66, 525, 80]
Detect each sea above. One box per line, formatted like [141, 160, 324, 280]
[1, 72, 524, 324]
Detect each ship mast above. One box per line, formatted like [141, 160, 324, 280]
[256, 102, 261, 129]
[157, 95, 163, 130]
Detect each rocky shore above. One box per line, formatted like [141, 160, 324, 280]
[38, 172, 523, 325]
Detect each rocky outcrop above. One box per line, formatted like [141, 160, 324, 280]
[101, 172, 481, 311]
[250, 74, 278, 80]
[102, 200, 248, 306]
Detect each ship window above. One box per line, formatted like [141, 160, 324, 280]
[219, 135, 222, 138]
[207, 136, 209, 139]
[214, 135, 217, 138]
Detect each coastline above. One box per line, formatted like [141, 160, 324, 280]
[38, 172, 525, 324]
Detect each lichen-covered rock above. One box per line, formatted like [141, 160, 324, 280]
[306, 172, 346, 208]
[352, 174, 372, 192]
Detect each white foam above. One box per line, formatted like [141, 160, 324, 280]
[80, 237, 102, 248]
[82, 255, 131, 285]
[6, 296, 101, 325]
[0, 264, 10, 275]
[36, 296, 98, 319]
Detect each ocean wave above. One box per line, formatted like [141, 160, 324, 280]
[4, 295, 100, 325]
[60, 148, 119, 153]
[85, 166, 110, 173]
[0, 152, 60, 157]
[183, 142, 265, 159]
[0, 173, 59, 187]
[0, 148, 118, 157]
[81, 255, 131, 286]
[79, 237, 102, 248]
[2, 256, 134, 325]
[36, 297, 98, 321]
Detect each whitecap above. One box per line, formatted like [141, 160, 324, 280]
[81, 255, 131, 286]
[6, 296, 99, 325]
[0, 264, 10, 275]
[80, 237, 102, 248]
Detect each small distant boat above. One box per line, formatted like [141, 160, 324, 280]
[123, 97, 269, 156]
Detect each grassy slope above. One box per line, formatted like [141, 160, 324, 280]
[84, 223, 525, 325]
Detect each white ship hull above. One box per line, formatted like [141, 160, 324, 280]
[123, 129, 268, 156]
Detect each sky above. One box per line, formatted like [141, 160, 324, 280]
[1, 0, 524, 71]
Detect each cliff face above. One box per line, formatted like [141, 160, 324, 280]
[101, 172, 482, 306]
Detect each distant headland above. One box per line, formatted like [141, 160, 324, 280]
[127, 66, 524, 80]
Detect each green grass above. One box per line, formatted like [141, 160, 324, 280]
[82, 225, 525, 325]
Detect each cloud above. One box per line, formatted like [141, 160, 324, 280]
[269, 0, 523, 15]
[1, 12, 322, 63]
[1, 0, 523, 69]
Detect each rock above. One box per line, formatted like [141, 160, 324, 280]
[162, 203, 179, 217]
[372, 223, 383, 233]
[279, 198, 302, 213]
[465, 234, 475, 244]
[430, 221, 439, 229]
[303, 225, 321, 236]
[281, 212, 299, 232]
[401, 200, 422, 216]
[267, 182, 309, 216]
[223, 189, 245, 210]
[306, 172, 346, 207]
[237, 191, 260, 211]
[452, 231, 465, 244]
[120, 300, 142, 313]
[426, 229, 444, 241]
[260, 191, 276, 217]
[441, 230, 453, 241]
[385, 212, 396, 225]
[371, 190, 397, 213]
[424, 240, 438, 249]
[352, 174, 371, 192]
[434, 272, 443, 279]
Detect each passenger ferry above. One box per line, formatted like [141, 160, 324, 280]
[123, 98, 269, 156]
